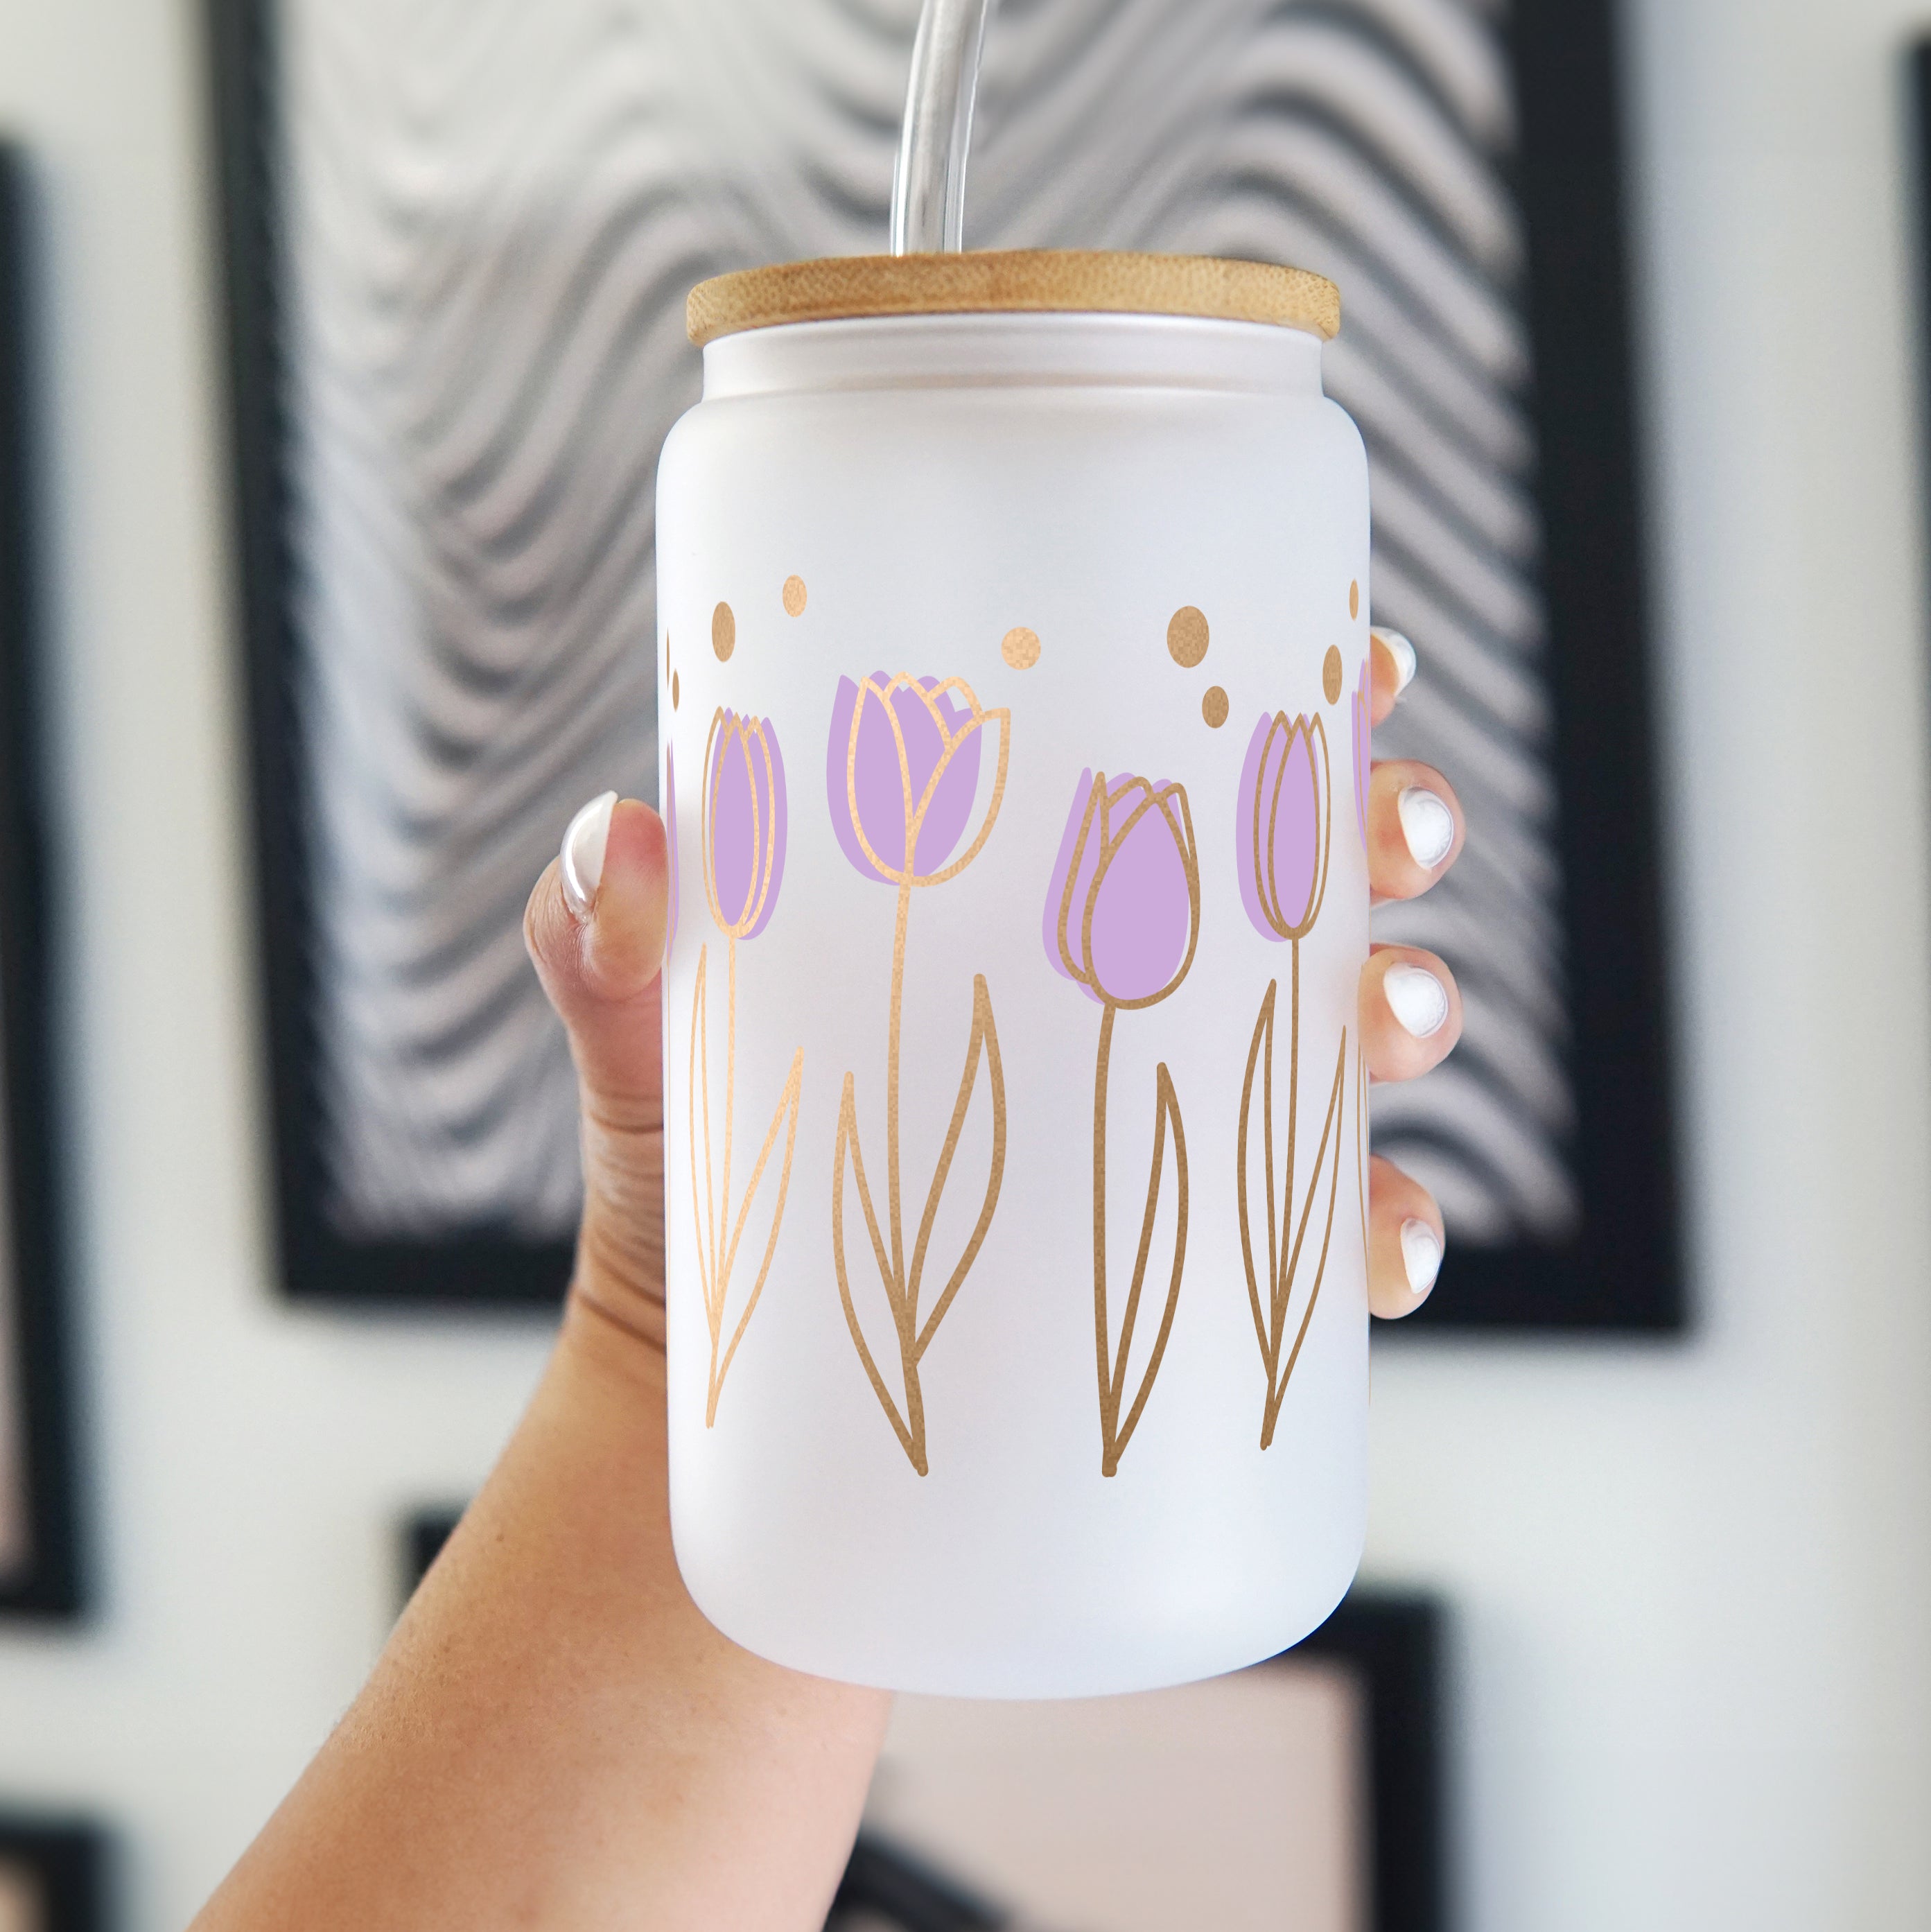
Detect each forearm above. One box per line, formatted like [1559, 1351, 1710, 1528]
[193, 1302, 889, 1931]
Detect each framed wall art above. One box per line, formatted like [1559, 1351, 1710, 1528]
[1, 143, 81, 1619]
[209, 0, 1676, 1324]
[400, 1519, 1443, 1932]
[0, 1817, 107, 1932]
[830, 1592, 1444, 1932]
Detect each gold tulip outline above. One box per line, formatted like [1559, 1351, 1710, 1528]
[1236, 709, 1347, 1448]
[1056, 772, 1202, 1476]
[1248, 712, 1333, 941]
[832, 675, 1011, 1477]
[690, 708, 803, 1426]
[839, 675, 1011, 891]
[702, 708, 783, 939]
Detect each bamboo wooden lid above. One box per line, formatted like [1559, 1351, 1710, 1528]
[686, 249, 1340, 347]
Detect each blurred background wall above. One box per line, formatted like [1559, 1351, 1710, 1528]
[1, 0, 1928, 1926]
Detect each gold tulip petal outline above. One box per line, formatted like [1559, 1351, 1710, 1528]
[1054, 776, 1105, 985]
[1249, 713, 1332, 942]
[842, 675, 1011, 889]
[1059, 776, 1201, 1014]
[703, 708, 782, 940]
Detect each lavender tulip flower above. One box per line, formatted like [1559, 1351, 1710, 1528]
[1045, 770, 1200, 1011]
[1045, 768, 1198, 1477]
[827, 672, 1004, 887]
[704, 709, 787, 940]
[826, 670, 1011, 1477]
[689, 707, 799, 1427]
[1232, 707, 1344, 1451]
[1236, 711, 1331, 943]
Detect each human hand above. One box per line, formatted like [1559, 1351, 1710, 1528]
[524, 788, 676, 1354]
[1355, 626, 1463, 1317]
[524, 627, 1461, 1345]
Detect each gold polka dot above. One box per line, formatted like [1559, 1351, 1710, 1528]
[672, 670, 681, 710]
[1001, 626, 1041, 670]
[1167, 605, 1209, 668]
[782, 575, 807, 617]
[1202, 686, 1230, 728]
[1349, 580, 1360, 620]
[712, 601, 735, 661]
[1322, 645, 1343, 704]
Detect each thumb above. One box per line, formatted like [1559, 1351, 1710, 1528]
[525, 793, 670, 1334]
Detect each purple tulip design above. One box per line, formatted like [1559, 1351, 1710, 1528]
[827, 672, 1002, 887]
[1237, 711, 1331, 943]
[1045, 772, 1200, 1010]
[689, 708, 802, 1427]
[1046, 771, 1200, 1476]
[1233, 708, 1348, 1450]
[828, 672, 1011, 1477]
[704, 710, 787, 939]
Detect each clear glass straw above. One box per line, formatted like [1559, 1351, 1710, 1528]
[890, 0, 997, 254]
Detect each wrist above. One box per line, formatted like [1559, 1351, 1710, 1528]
[561, 1270, 668, 1403]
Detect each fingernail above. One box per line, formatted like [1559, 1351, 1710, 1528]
[560, 791, 618, 921]
[1372, 627, 1417, 695]
[1397, 786, 1456, 870]
[1400, 1219, 1443, 1297]
[1384, 961, 1449, 1039]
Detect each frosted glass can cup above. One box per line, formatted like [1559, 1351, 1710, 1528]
[656, 251, 1372, 1697]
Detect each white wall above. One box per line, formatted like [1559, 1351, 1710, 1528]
[1, 0, 1928, 1927]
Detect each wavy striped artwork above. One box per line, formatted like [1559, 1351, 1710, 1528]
[272, 0, 1579, 1254]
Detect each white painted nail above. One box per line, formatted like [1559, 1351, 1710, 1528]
[1400, 1219, 1443, 1297]
[1397, 786, 1456, 870]
[560, 791, 618, 922]
[1384, 962, 1450, 1040]
[1372, 627, 1417, 695]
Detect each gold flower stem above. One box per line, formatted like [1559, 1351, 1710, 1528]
[1261, 1029, 1349, 1449]
[886, 876, 912, 1308]
[692, 929, 804, 1427]
[721, 931, 737, 1286]
[835, 966, 1008, 1479]
[1270, 936, 1303, 1377]
[884, 875, 924, 1465]
[1241, 961, 1351, 1448]
[1092, 1001, 1117, 1468]
[701, 935, 740, 1426]
[1093, 1003, 1189, 1477]
[690, 945, 719, 1410]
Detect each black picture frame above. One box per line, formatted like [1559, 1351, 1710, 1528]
[202, 0, 574, 1308]
[0, 1816, 109, 1932]
[827, 1593, 1444, 1932]
[0, 143, 82, 1620]
[207, 0, 1677, 1327]
[1390, 0, 1679, 1333]
[402, 1517, 1443, 1932]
